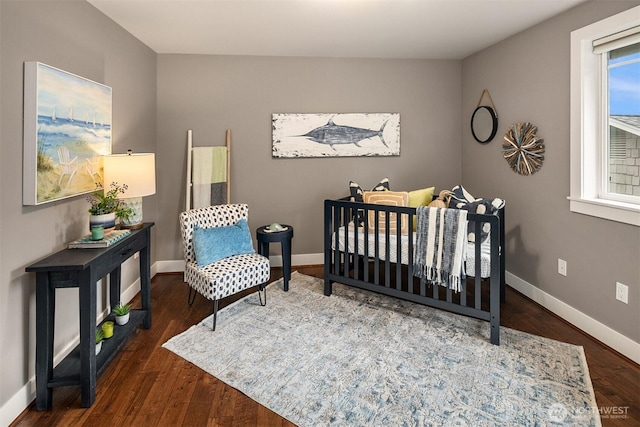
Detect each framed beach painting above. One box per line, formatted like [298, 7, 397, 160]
[272, 113, 400, 158]
[23, 62, 112, 205]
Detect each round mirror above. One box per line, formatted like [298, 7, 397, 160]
[470, 106, 498, 144]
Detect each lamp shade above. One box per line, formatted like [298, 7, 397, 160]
[103, 153, 156, 197]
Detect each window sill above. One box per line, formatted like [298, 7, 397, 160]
[568, 196, 640, 226]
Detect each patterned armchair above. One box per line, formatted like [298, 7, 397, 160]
[179, 204, 270, 330]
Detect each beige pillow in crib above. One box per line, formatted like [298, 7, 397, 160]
[363, 191, 409, 235]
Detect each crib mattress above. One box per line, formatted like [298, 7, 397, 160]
[332, 226, 491, 278]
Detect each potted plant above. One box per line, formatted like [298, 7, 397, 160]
[86, 182, 133, 231]
[113, 302, 131, 325]
[95, 328, 104, 355]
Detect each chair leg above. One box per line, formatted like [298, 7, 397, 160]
[258, 283, 267, 306]
[187, 287, 197, 306]
[212, 298, 218, 331]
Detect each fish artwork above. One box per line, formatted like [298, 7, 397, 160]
[271, 113, 400, 158]
[300, 117, 389, 149]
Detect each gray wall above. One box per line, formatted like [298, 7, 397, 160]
[0, 0, 156, 418]
[2, 0, 639, 422]
[462, 0, 640, 342]
[156, 55, 462, 260]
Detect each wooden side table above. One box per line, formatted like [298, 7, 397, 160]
[256, 225, 294, 291]
[25, 223, 153, 410]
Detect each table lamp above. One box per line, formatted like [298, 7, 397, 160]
[103, 151, 156, 229]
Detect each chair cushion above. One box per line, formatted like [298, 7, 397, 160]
[185, 253, 270, 301]
[193, 219, 254, 268]
[179, 203, 250, 264]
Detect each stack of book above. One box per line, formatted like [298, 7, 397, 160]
[68, 229, 131, 249]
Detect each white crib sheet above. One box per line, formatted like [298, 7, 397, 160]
[332, 226, 491, 278]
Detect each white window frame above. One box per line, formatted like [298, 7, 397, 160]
[569, 6, 640, 227]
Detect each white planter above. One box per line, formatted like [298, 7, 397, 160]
[89, 212, 117, 232]
[96, 341, 103, 355]
[115, 312, 130, 326]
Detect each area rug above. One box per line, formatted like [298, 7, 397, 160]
[163, 272, 600, 426]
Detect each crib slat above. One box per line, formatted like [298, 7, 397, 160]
[384, 206, 391, 288]
[332, 204, 340, 276]
[408, 211, 415, 295]
[352, 205, 360, 281]
[347, 206, 355, 278]
[363, 212, 370, 284]
[373, 206, 380, 286]
[395, 212, 403, 290]
[475, 219, 482, 310]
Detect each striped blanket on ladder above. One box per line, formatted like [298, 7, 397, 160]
[413, 207, 468, 292]
[192, 146, 228, 208]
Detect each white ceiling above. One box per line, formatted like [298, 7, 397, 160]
[88, 0, 587, 60]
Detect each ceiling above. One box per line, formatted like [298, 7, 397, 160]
[88, 0, 587, 60]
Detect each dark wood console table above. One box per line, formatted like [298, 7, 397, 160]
[25, 223, 154, 410]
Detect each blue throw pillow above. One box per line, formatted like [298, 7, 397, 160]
[193, 219, 255, 268]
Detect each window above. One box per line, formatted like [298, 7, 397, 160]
[570, 6, 640, 226]
[606, 43, 640, 201]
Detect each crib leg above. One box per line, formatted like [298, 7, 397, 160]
[324, 279, 333, 296]
[490, 275, 500, 345]
[490, 315, 500, 345]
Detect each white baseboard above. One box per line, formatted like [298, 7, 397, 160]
[506, 271, 640, 365]
[0, 381, 33, 427]
[1, 263, 157, 426]
[156, 259, 186, 273]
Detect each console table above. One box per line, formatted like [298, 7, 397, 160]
[25, 223, 154, 410]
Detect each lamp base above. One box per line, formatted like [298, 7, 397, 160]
[119, 197, 144, 229]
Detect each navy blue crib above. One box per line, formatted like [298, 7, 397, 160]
[323, 198, 505, 345]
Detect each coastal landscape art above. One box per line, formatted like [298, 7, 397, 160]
[23, 62, 112, 205]
[272, 113, 400, 158]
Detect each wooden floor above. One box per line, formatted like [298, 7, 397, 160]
[11, 266, 639, 426]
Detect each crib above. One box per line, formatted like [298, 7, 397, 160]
[323, 198, 505, 345]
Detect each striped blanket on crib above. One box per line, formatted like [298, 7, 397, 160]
[413, 207, 468, 292]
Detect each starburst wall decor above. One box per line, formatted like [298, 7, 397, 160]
[502, 122, 545, 175]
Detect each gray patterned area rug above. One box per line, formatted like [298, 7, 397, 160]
[163, 272, 600, 426]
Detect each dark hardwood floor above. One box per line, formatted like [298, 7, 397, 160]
[11, 266, 639, 426]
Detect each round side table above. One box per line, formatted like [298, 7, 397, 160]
[256, 225, 294, 291]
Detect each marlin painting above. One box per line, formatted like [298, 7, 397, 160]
[272, 113, 400, 158]
[301, 117, 389, 149]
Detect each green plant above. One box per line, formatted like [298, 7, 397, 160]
[95, 328, 104, 344]
[113, 302, 131, 316]
[86, 182, 133, 220]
